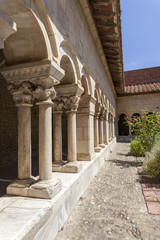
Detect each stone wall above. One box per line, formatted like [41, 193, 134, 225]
[0, 74, 17, 165]
[43, 0, 116, 108]
[116, 93, 160, 136]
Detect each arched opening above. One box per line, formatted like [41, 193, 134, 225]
[132, 113, 141, 118]
[60, 55, 75, 85]
[118, 114, 129, 136]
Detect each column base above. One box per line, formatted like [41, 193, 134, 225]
[104, 141, 108, 145]
[29, 178, 62, 199]
[77, 152, 95, 161]
[99, 144, 106, 148]
[52, 161, 82, 173]
[94, 147, 101, 152]
[7, 177, 62, 199]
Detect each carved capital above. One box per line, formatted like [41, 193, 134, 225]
[34, 86, 56, 102]
[95, 102, 102, 116]
[53, 95, 80, 112]
[7, 81, 34, 104]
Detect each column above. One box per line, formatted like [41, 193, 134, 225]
[67, 111, 77, 162]
[99, 116, 105, 148]
[37, 101, 53, 180]
[17, 103, 32, 179]
[103, 116, 108, 145]
[94, 114, 101, 152]
[53, 111, 63, 162]
[112, 116, 115, 138]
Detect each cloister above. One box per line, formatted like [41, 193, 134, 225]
[0, 0, 160, 239]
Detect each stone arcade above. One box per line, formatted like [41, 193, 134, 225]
[0, 1, 119, 239]
[0, 0, 159, 239]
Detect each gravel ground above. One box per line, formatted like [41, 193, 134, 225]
[55, 143, 160, 240]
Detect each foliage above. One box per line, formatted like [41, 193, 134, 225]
[130, 140, 144, 157]
[126, 107, 160, 152]
[142, 138, 160, 177]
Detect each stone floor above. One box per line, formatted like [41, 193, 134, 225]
[56, 143, 160, 240]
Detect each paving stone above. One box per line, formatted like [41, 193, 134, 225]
[56, 143, 160, 240]
[143, 190, 157, 202]
[146, 202, 160, 215]
[155, 191, 160, 202]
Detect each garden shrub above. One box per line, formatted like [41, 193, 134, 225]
[142, 140, 160, 177]
[130, 140, 144, 157]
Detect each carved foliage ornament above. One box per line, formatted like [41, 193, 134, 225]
[7, 81, 34, 105]
[53, 95, 80, 111]
[7, 81, 56, 104]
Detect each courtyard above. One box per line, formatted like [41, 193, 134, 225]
[56, 143, 160, 240]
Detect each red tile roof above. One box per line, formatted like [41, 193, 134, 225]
[124, 66, 160, 95]
[125, 82, 160, 95]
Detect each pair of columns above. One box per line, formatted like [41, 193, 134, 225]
[1, 60, 65, 199]
[94, 110, 108, 152]
[53, 110, 77, 163]
[52, 84, 84, 173]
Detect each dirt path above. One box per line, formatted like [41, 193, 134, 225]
[56, 143, 160, 240]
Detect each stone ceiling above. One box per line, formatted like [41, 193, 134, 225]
[89, 0, 124, 95]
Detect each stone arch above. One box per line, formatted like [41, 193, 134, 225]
[94, 88, 100, 102]
[1, 0, 53, 66]
[118, 114, 129, 136]
[81, 75, 90, 95]
[95, 83, 101, 102]
[33, 0, 58, 60]
[132, 113, 141, 118]
[60, 55, 76, 84]
[81, 65, 92, 96]
[60, 40, 80, 83]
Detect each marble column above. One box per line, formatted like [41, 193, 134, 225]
[99, 116, 105, 148]
[37, 101, 53, 180]
[17, 103, 32, 180]
[94, 114, 101, 152]
[67, 111, 77, 162]
[53, 111, 63, 163]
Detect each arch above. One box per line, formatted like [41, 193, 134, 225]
[94, 88, 100, 102]
[81, 75, 90, 95]
[81, 65, 92, 96]
[60, 55, 76, 84]
[95, 83, 101, 102]
[118, 114, 129, 136]
[1, 0, 54, 66]
[60, 40, 80, 83]
[132, 113, 141, 118]
[33, 0, 58, 60]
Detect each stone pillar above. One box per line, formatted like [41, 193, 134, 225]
[77, 95, 95, 161]
[53, 111, 63, 163]
[99, 116, 105, 148]
[112, 116, 115, 139]
[37, 101, 53, 180]
[67, 111, 77, 162]
[94, 114, 101, 152]
[17, 103, 32, 180]
[103, 113, 108, 145]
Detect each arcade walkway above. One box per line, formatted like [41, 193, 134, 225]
[56, 143, 160, 240]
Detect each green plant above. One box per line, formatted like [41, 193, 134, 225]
[126, 108, 160, 152]
[130, 140, 144, 157]
[142, 139, 160, 177]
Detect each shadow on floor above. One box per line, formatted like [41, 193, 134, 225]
[108, 159, 143, 168]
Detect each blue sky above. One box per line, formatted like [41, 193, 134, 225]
[121, 0, 160, 71]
